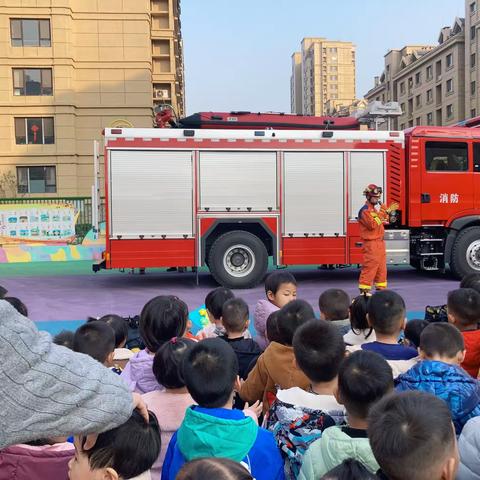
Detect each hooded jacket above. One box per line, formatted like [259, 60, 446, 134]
[458, 416, 480, 480]
[395, 360, 480, 434]
[120, 349, 164, 394]
[254, 299, 279, 350]
[161, 406, 285, 480]
[298, 425, 379, 480]
[0, 442, 74, 480]
[240, 342, 309, 413]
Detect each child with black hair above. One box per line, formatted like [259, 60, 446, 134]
[396, 323, 480, 433]
[3, 297, 28, 317]
[73, 321, 116, 367]
[266, 311, 282, 344]
[68, 410, 161, 480]
[121, 295, 189, 394]
[343, 294, 376, 346]
[321, 459, 379, 480]
[319, 289, 351, 335]
[142, 337, 196, 477]
[368, 391, 459, 480]
[266, 320, 346, 478]
[299, 350, 394, 479]
[460, 273, 480, 293]
[447, 288, 480, 377]
[254, 271, 297, 349]
[53, 330, 75, 349]
[162, 338, 285, 480]
[197, 287, 235, 339]
[0, 285, 7, 298]
[220, 298, 263, 380]
[177, 458, 254, 480]
[241, 300, 313, 413]
[403, 319, 429, 348]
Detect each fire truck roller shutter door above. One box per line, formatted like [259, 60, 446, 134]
[207, 230, 268, 289]
[450, 226, 480, 278]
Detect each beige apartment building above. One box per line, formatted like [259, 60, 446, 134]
[465, 0, 480, 118]
[291, 38, 356, 116]
[365, 18, 466, 128]
[0, 0, 184, 198]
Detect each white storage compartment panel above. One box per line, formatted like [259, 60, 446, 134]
[109, 150, 193, 237]
[199, 151, 277, 211]
[283, 152, 345, 236]
[349, 151, 385, 220]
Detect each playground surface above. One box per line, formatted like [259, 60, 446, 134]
[0, 261, 459, 336]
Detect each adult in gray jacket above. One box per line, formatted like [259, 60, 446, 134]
[0, 301, 145, 449]
[458, 416, 480, 480]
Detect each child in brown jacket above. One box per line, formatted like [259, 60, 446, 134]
[240, 299, 314, 413]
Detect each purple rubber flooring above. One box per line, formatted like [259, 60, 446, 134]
[2, 266, 459, 322]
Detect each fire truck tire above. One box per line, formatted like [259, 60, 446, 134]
[208, 231, 268, 289]
[450, 226, 480, 278]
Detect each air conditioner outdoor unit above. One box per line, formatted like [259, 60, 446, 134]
[154, 89, 170, 99]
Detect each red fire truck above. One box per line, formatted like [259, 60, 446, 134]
[93, 123, 480, 289]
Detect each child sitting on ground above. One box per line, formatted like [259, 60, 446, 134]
[197, 287, 235, 339]
[460, 272, 480, 293]
[457, 416, 480, 479]
[319, 289, 351, 335]
[266, 319, 346, 478]
[121, 295, 189, 394]
[254, 271, 297, 349]
[53, 330, 75, 349]
[396, 323, 480, 434]
[349, 290, 417, 376]
[368, 391, 459, 480]
[177, 458, 254, 480]
[343, 294, 376, 346]
[73, 320, 115, 367]
[3, 297, 28, 317]
[241, 300, 314, 413]
[266, 311, 282, 344]
[220, 298, 263, 380]
[68, 410, 161, 480]
[90, 314, 132, 371]
[162, 338, 285, 480]
[299, 350, 394, 479]
[403, 319, 429, 349]
[447, 288, 480, 378]
[142, 337, 196, 477]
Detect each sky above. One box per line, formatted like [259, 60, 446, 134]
[181, 0, 465, 115]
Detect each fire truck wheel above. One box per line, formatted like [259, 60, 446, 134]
[208, 231, 268, 289]
[450, 226, 480, 278]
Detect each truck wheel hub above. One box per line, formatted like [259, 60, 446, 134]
[466, 241, 480, 270]
[223, 245, 256, 277]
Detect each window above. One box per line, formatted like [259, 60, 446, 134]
[400, 82, 405, 94]
[471, 1, 476, 14]
[330, 94, 338, 99]
[330, 66, 337, 72]
[427, 89, 433, 103]
[427, 112, 433, 125]
[446, 53, 453, 68]
[400, 123, 405, 130]
[436, 60, 442, 79]
[415, 94, 421, 107]
[446, 78, 453, 93]
[472, 53, 476, 68]
[330, 75, 337, 81]
[10, 19, 51, 47]
[446, 104, 454, 118]
[400, 103, 405, 113]
[15, 117, 54, 144]
[472, 25, 477, 40]
[426, 65, 433, 80]
[426, 142, 468, 171]
[472, 81, 477, 96]
[329, 47, 337, 53]
[17, 166, 56, 193]
[330, 84, 338, 90]
[415, 72, 421, 85]
[13, 68, 52, 96]
[416, 116, 422, 125]
[472, 108, 477, 117]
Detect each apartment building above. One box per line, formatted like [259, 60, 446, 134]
[465, 0, 480, 118]
[291, 38, 356, 116]
[0, 0, 184, 198]
[365, 18, 466, 128]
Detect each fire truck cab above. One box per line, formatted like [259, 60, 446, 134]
[95, 125, 480, 288]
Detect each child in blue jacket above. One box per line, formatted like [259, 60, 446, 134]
[161, 338, 285, 480]
[396, 323, 480, 434]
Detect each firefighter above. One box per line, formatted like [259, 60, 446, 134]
[358, 184, 399, 293]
